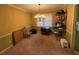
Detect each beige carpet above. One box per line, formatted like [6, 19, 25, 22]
[2, 33, 75, 55]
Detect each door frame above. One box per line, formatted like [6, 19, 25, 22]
[72, 4, 78, 49]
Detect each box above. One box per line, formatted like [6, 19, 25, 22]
[60, 38, 68, 48]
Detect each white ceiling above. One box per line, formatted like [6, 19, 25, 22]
[10, 4, 67, 13]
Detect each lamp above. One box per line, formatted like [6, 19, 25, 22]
[35, 4, 46, 19]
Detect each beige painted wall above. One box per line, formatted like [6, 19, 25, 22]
[31, 14, 37, 27]
[66, 4, 75, 48]
[0, 4, 32, 36]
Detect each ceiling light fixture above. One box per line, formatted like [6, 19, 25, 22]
[35, 4, 46, 19]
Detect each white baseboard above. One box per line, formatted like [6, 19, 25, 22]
[0, 45, 13, 54]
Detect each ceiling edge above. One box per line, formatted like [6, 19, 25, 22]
[7, 4, 27, 12]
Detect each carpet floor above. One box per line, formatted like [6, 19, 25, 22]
[2, 33, 75, 55]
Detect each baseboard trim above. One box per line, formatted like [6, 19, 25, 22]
[0, 45, 13, 54]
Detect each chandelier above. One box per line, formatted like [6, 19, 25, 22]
[35, 4, 46, 19]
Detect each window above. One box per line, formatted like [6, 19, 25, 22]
[37, 18, 43, 27]
[36, 14, 52, 28]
